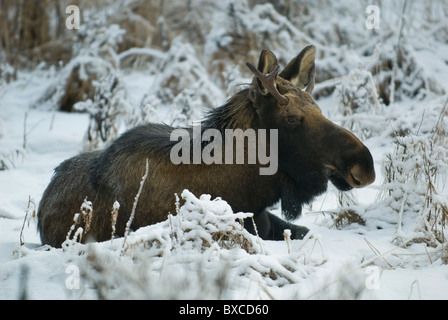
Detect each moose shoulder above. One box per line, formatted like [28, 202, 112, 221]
[37, 46, 375, 247]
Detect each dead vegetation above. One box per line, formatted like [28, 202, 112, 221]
[331, 210, 366, 229]
[377, 101, 448, 256]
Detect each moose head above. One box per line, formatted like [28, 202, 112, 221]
[246, 45, 375, 218]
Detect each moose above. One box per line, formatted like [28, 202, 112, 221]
[38, 45, 375, 247]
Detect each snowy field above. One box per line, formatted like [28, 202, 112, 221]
[1, 1, 448, 300]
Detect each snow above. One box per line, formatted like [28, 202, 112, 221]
[1, 0, 448, 300]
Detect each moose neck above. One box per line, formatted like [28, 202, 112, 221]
[202, 89, 260, 131]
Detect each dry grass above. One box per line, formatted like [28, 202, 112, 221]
[331, 210, 366, 229]
[328, 188, 365, 230]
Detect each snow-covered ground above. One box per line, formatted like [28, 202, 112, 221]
[1, 1, 448, 300]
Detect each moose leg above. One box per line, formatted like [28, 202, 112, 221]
[246, 210, 309, 240]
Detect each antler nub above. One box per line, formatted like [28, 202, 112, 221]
[246, 62, 289, 106]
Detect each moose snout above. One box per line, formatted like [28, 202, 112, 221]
[347, 163, 376, 188]
[323, 124, 376, 190]
[336, 128, 376, 189]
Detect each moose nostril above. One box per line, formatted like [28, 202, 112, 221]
[349, 165, 367, 188]
[348, 163, 376, 188]
[350, 172, 361, 186]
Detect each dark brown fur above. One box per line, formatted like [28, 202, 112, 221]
[38, 46, 375, 247]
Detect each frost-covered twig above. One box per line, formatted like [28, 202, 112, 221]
[364, 238, 393, 268]
[122, 158, 149, 251]
[19, 196, 36, 247]
[432, 96, 448, 143]
[283, 229, 291, 254]
[63, 197, 93, 249]
[397, 0, 409, 48]
[118, 47, 166, 63]
[110, 201, 120, 241]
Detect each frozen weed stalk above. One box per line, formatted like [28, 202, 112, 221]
[110, 201, 120, 241]
[20, 196, 36, 247]
[63, 198, 93, 247]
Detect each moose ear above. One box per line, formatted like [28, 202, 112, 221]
[280, 45, 316, 93]
[254, 49, 279, 95]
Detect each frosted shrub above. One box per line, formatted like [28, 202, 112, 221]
[36, 18, 126, 112]
[168, 87, 206, 127]
[121, 190, 262, 256]
[131, 38, 224, 127]
[202, 2, 315, 89]
[369, 38, 446, 107]
[334, 67, 384, 140]
[127, 94, 164, 126]
[74, 23, 125, 68]
[152, 38, 224, 108]
[74, 73, 132, 151]
[380, 133, 448, 248]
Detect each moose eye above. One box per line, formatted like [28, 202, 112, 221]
[287, 116, 296, 124]
[287, 115, 302, 125]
